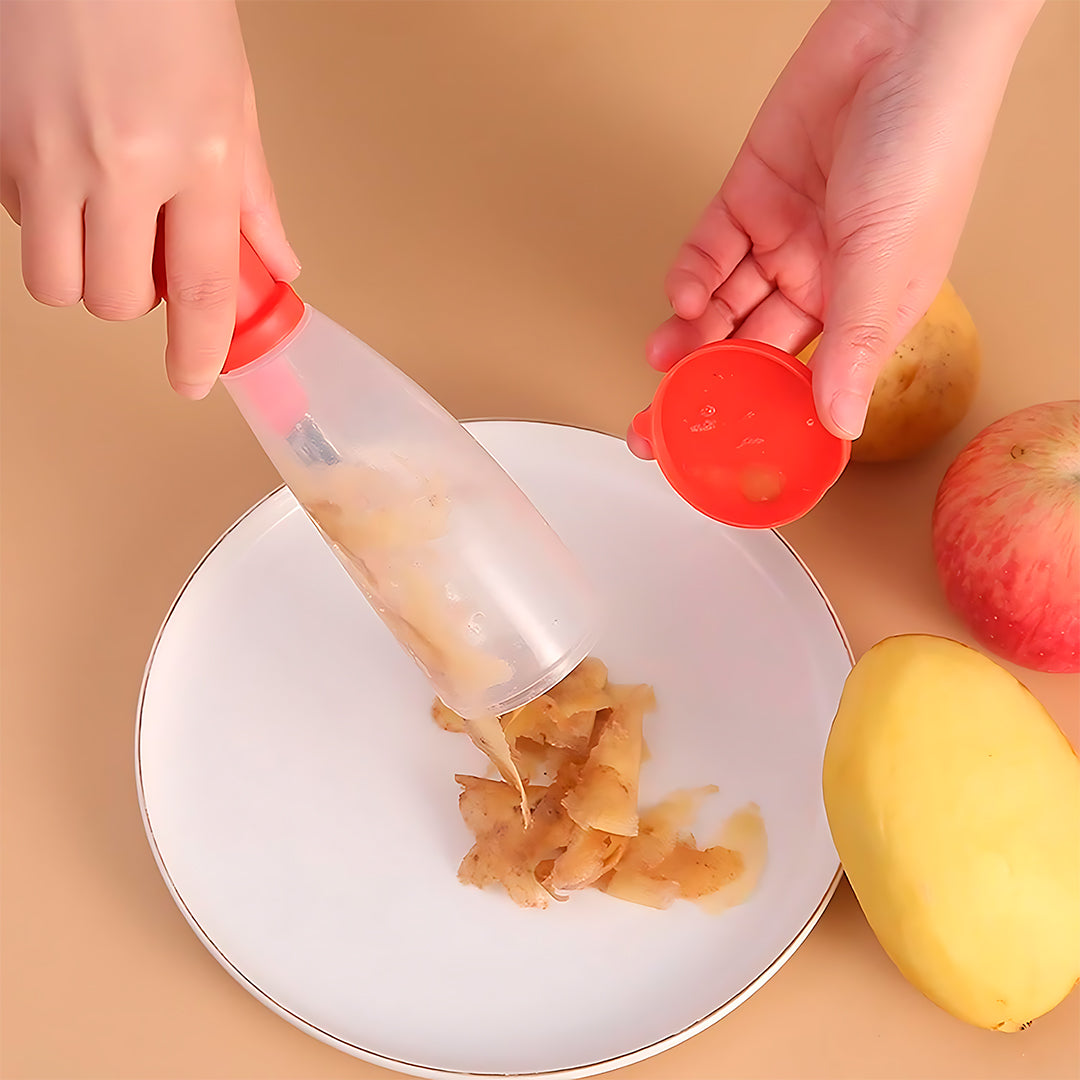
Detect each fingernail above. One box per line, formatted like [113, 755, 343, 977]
[288, 246, 302, 274]
[829, 390, 866, 439]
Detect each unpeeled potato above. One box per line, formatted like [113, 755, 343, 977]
[799, 279, 980, 462]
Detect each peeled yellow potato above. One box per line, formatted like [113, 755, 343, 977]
[822, 634, 1080, 1031]
[799, 280, 980, 462]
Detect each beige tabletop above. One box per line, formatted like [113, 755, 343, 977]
[2, 2, 1078, 1078]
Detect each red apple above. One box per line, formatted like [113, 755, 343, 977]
[932, 400, 1079, 674]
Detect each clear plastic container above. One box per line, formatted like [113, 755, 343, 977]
[219, 243, 597, 719]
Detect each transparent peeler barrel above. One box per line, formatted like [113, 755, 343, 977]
[220, 243, 598, 719]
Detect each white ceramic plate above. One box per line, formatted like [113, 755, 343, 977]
[137, 421, 851, 1079]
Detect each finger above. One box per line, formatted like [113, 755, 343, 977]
[239, 82, 300, 282]
[664, 196, 749, 320]
[809, 236, 919, 440]
[626, 423, 654, 460]
[1, 175, 21, 225]
[647, 250, 779, 371]
[18, 185, 84, 306]
[646, 306, 733, 372]
[240, 168, 299, 283]
[82, 194, 159, 320]
[162, 188, 240, 399]
[733, 289, 821, 356]
[710, 251, 775, 328]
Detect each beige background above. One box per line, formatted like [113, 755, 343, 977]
[2, 2, 1078, 1077]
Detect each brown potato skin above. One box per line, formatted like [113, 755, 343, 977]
[800, 280, 980, 463]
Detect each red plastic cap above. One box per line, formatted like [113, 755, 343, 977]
[221, 236, 305, 375]
[631, 340, 851, 528]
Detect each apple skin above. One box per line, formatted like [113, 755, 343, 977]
[932, 400, 1079, 674]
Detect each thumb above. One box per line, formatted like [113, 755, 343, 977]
[239, 78, 301, 283]
[810, 234, 930, 441]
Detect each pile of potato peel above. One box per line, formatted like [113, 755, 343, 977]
[433, 657, 767, 911]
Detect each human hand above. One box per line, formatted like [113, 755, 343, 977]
[644, 0, 1041, 441]
[0, 0, 299, 398]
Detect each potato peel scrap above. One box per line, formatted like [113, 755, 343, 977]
[617, 785, 719, 876]
[562, 699, 646, 836]
[460, 712, 531, 824]
[502, 695, 595, 756]
[696, 803, 768, 914]
[546, 826, 629, 894]
[455, 776, 550, 908]
[431, 699, 467, 734]
[435, 659, 767, 912]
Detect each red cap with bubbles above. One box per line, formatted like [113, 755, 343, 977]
[630, 339, 851, 529]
